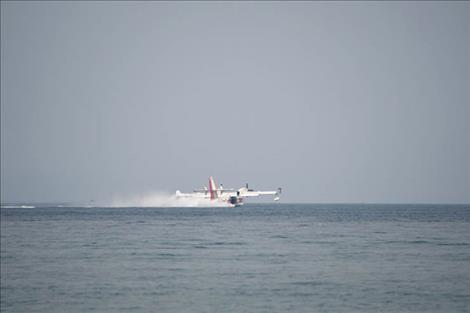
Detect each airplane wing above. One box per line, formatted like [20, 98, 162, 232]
[239, 188, 282, 198]
[241, 191, 275, 197]
[193, 189, 235, 193]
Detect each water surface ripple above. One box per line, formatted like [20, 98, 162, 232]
[1, 204, 469, 312]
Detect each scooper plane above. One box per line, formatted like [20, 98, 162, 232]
[175, 177, 281, 207]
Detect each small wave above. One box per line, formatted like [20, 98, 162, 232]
[154, 253, 189, 259]
[381, 240, 431, 245]
[270, 235, 289, 239]
[291, 281, 325, 287]
[207, 241, 246, 246]
[437, 242, 470, 246]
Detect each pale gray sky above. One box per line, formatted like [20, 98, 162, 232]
[1, 1, 469, 204]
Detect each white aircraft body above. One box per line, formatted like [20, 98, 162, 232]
[175, 177, 281, 207]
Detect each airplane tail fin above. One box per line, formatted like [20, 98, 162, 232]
[209, 176, 218, 200]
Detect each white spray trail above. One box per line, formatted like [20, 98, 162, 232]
[109, 191, 231, 207]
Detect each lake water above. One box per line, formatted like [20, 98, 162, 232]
[1, 204, 470, 312]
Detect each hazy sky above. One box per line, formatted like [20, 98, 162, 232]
[1, 1, 469, 204]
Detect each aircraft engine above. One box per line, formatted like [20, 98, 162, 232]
[229, 196, 238, 205]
